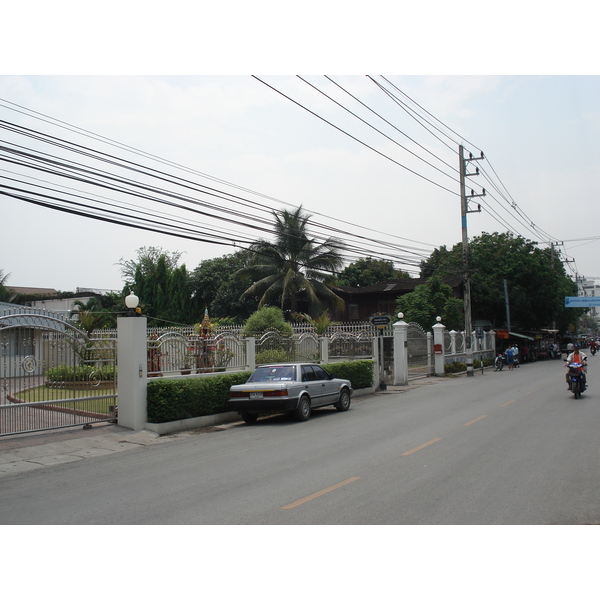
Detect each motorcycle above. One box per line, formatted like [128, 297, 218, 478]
[565, 360, 586, 398]
[493, 353, 505, 371]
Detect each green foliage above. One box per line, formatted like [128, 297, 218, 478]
[444, 362, 467, 374]
[338, 257, 411, 287]
[0, 269, 12, 302]
[293, 310, 335, 335]
[419, 232, 582, 332]
[396, 277, 464, 330]
[323, 360, 374, 390]
[45, 363, 117, 382]
[191, 250, 259, 322]
[444, 358, 494, 374]
[119, 246, 196, 325]
[70, 297, 112, 335]
[237, 206, 346, 315]
[242, 306, 294, 337]
[146, 372, 251, 422]
[255, 349, 290, 364]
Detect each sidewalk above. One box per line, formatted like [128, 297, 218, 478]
[0, 422, 181, 478]
[0, 379, 437, 479]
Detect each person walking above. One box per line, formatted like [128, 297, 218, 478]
[505, 346, 515, 370]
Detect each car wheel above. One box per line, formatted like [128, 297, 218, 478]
[294, 396, 311, 422]
[240, 412, 258, 424]
[335, 388, 351, 412]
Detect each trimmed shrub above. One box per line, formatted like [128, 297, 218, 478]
[322, 360, 374, 390]
[255, 349, 290, 364]
[45, 363, 117, 382]
[147, 371, 251, 423]
[444, 361, 466, 374]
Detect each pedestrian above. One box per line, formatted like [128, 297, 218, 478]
[512, 345, 520, 368]
[505, 346, 515, 370]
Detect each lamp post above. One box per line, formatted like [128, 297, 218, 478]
[118, 291, 147, 430]
[125, 291, 140, 314]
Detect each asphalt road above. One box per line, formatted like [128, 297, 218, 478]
[1, 358, 598, 525]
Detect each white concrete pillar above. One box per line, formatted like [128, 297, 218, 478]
[320, 336, 329, 364]
[393, 314, 409, 386]
[432, 320, 446, 376]
[246, 337, 256, 371]
[117, 316, 148, 431]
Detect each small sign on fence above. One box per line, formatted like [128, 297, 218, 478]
[369, 315, 392, 329]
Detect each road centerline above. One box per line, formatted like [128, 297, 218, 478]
[464, 415, 488, 426]
[401, 437, 442, 456]
[281, 476, 361, 510]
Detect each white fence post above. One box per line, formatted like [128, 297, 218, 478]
[393, 314, 409, 386]
[320, 336, 329, 364]
[450, 330, 457, 355]
[117, 316, 148, 431]
[246, 337, 255, 371]
[432, 319, 446, 376]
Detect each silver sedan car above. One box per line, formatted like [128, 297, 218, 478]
[228, 363, 353, 423]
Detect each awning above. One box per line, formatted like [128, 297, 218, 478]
[509, 332, 535, 341]
[496, 330, 534, 341]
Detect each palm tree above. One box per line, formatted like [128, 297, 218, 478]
[237, 207, 346, 315]
[70, 297, 110, 335]
[0, 270, 10, 302]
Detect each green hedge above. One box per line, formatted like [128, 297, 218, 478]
[322, 360, 374, 390]
[147, 372, 250, 423]
[45, 363, 117, 382]
[444, 358, 495, 374]
[146, 360, 374, 423]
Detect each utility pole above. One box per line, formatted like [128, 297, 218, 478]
[459, 145, 485, 377]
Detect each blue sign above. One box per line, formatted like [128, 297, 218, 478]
[564, 296, 600, 307]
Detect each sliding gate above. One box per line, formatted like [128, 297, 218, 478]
[0, 311, 117, 436]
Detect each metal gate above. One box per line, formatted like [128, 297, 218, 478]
[0, 310, 117, 437]
[407, 322, 433, 379]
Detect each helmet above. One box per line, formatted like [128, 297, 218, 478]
[574, 343, 580, 349]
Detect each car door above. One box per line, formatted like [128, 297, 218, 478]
[310, 365, 338, 406]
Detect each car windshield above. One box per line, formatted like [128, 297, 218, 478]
[247, 366, 296, 382]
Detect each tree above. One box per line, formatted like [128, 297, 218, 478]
[396, 277, 464, 330]
[118, 247, 195, 325]
[420, 232, 581, 332]
[0, 270, 12, 303]
[237, 207, 346, 316]
[70, 297, 111, 335]
[190, 250, 258, 323]
[242, 306, 294, 337]
[337, 257, 411, 287]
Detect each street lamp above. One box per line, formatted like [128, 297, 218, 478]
[125, 291, 140, 314]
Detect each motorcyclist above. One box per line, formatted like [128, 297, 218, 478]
[565, 344, 587, 390]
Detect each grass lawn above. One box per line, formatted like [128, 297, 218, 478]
[14, 385, 117, 415]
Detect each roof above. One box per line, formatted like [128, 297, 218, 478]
[336, 276, 463, 295]
[8, 286, 60, 297]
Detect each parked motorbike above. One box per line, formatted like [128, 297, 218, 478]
[493, 353, 505, 371]
[565, 360, 586, 399]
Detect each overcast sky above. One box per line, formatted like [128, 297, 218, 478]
[2, 4, 599, 295]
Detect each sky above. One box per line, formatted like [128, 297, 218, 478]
[2, 4, 599, 299]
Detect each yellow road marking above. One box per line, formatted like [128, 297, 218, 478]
[501, 399, 518, 407]
[281, 476, 361, 510]
[464, 415, 488, 426]
[401, 437, 442, 456]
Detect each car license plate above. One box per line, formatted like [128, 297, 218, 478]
[249, 392, 263, 399]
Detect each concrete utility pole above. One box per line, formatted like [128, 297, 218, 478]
[459, 145, 485, 377]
